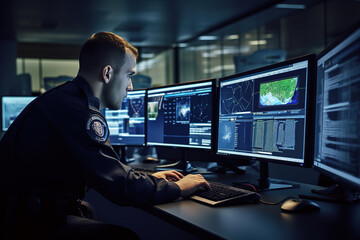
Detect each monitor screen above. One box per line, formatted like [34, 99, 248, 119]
[217, 55, 316, 166]
[147, 79, 215, 149]
[1, 96, 36, 131]
[103, 90, 146, 146]
[314, 26, 360, 190]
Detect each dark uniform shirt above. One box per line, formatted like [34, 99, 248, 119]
[0, 76, 180, 207]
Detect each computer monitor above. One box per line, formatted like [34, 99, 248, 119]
[147, 79, 216, 172]
[217, 54, 316, 191]
[102, 89, 146, 162]
[312, 25, 360, 201]
[1, 96, 36, 131]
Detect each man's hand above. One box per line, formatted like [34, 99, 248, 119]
[174, 174, 211, 197]
[152, 170, 184, 182]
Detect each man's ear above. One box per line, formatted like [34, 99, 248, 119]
[102, 65, 113, 83]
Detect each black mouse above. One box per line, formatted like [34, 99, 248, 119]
[281, 198, 320, 213]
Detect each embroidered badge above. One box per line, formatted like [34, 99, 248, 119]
[86, 114, 109, 143]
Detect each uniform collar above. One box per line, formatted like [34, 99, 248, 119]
[73, 76, 101, 110]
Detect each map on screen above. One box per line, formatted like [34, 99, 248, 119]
[259, 77, 299, 107]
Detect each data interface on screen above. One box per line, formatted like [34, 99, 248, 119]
[147, 81, 213, 149]
[104, 90, 146, 146]
[314, 27, 360, 187]
[2, 96, 35, 131]
[217, 60, 310, 164]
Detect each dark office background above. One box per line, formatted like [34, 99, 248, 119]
[0, 0, 359, 239]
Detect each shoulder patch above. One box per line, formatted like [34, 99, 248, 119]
[86, 114, 109, 143]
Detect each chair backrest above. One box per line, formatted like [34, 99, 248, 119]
[43, 76, 73, 91]
[15, 73, 32, 96]
[131, 74, 152, 89]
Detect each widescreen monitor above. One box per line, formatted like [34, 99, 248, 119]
[103, 89, 146, 146]
[147, 79, 215, 150]
[314, 25, 360, 195]
[217, 54, 316, 190]
[1, 96, 36, 131]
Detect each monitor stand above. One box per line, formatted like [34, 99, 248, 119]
[299, 184, 360, 203]
[155, 148, 197, 173]
[113, 146, 135, 164]
[233, 162, 298, 192]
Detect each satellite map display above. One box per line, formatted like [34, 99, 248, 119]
[259, 77, 299, 106]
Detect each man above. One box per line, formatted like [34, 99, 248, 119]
[0, 32, 210, 239]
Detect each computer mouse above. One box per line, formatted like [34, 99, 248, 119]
[281, 198, 320, 213]
[142, 156, 160, 163]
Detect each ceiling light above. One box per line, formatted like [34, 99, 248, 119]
[245, 34, 253, 39]
[141, 53, 155, 58]
[249, 40, 267, 45]
[199, 36, 218, 41]
[275, 4, 306, 9]
[226, 35, 239, 40]
[178, 43, 188, 47]
[239, 46, 251, 53]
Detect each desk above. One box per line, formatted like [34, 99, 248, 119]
[143, 172, 360, 240]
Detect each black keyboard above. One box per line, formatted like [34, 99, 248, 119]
[191, 181, 260, 206]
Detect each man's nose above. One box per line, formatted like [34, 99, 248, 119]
[127, 79, 133, 91]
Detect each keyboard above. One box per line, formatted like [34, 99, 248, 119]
[190, 181, 260, 206]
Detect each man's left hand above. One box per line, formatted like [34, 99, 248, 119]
[152, 170, 184, 181]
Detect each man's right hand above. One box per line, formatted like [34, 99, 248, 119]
[174, 174, 211, 197]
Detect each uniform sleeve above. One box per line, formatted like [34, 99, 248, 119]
[57, 107, 181, 207]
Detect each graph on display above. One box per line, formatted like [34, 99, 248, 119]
[259, 77, 299, 107]
[221, 81, 253, 114]
[191, 94, 211, 123]
[252, 119, 297, 153]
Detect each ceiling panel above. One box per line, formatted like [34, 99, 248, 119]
[5, 0, 284, 47]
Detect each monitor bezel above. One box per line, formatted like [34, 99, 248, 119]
[146, 78, 217, 151]
[313, 23, 360, 191]
[103, 89, 147, 147]
[216, 54, 317, 168]
[1, 95, 36, 132]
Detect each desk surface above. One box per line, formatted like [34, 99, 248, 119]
[133, 162, 360, 240]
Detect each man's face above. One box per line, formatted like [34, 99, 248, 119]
[104, 50, 136, 110]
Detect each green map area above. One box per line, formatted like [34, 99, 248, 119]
[260, 77, 298, 104]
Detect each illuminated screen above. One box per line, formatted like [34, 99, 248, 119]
[217, 55, 315, 165]
[103, 90, 146, 146]
[2, 96, 35, 131]
[314, 26, 360, 189]
[147, 80, 215, 149]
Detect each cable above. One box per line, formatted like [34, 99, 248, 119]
[235, 182, 296, 205]
[258, 196, 297, 205]
[237, 183, 257, 192]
